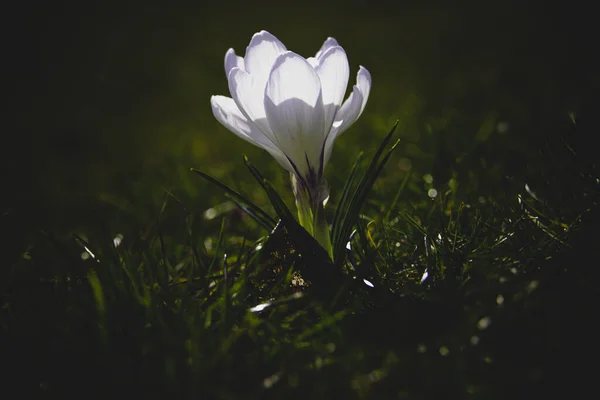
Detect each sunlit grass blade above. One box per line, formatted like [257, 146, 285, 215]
[333, 121, 400, 267]
[243, 155, 295, 223]
[385, 169, 411, 222]
[207, 218, 227, 277]
[191, 167, 276, 230]
[162, 189, 206, 269]
[224, 194, 275, 231]
[331, 152, 364, 248]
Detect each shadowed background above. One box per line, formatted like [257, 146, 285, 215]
[4, 0, 597, 234]
[2, 2, 599, 398]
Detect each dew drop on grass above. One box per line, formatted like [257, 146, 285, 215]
[250, 301, 272, 313]
[204, 208, 218, 220]
[527, 280, 539, 293]
[496, 294, 504, 306]
[477, 317, 491, 330]
[420, 270, 429, 284]
[113, 233, 124, 247]
[263, 372, 281, 389]
[496, 121, 509, 133]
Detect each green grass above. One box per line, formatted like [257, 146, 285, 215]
[2, 109, 598, 398]
[3, 1, 599, 398]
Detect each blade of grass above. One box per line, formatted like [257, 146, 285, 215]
[207, 217, 227, 277]
[385, 170, 411, 222]
[243, 155, 294, 222]
[333, 121, 400, 266]
[191, 168, 276, 230]
[331, 152, 365, 248]
[163, 189, 206, 269]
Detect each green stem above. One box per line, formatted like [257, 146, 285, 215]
[313, 199, 333, 259]
[295, 188, 314, 236]
[291, 173, 333, 259]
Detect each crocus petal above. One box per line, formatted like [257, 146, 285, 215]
[314, 46, 349, 128]
[334, 66, 371, 135]
[244, 30, 287, 79]
[306, 57, 319, 68]
[264, 51, 325, 178]
[307, 37, 340, 68]
[323, 66, 372, 166]
[355, 66, 371, 115]
[225, 48, 244, 77]
[315, 37, 340, 59]
[211, 95, 293, 172]
[228, 67, 276, 142]
[212, 31, 371, 187]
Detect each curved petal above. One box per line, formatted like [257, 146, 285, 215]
[228, 31, 287, 142]
[225, 48, 244, 77]
[355, 66, 372, 115]
[315, 37, 340, 59]
[323, 66, 372, 166]
[323, 88, 363, 167]
[334, 66, 371, 134]
[314, 46, 349, 128]
[308, 37, 341, 68]
[244, 30, 287, 79]
[264, 51, 325, 178]
[211, 95, 292, 172]
[228, 67, 275, 142]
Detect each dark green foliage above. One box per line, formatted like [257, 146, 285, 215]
[3, 1, 599, 399]
[331, 122, 400, 267]
[191, 168, 277, 232]
[2, 112, 599, 398]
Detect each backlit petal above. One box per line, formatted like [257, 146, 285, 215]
[244, 30, 287, 79]
[314, 46, 349, 128]
[315, 37, 340, 59]
[323, 66, 372, 166]
[264, 51, 325, 178]
[355, 66, 372, 115]
[228, 67, 275, 142]
[333, 66, 371, 135]
[211, 95, 292, 172]
[225, 48, 244, 77]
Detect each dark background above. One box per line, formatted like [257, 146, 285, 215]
[3, 0, 598, 230]
[2, 1, 599, 398]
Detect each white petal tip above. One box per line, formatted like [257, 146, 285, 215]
[358, 66, 371, 77]
[251, 30, 277, 42]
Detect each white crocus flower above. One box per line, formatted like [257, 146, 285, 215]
[210, 30, 371, 257]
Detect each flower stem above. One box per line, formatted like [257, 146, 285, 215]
[312, 199, 333, 259]
[291, 173, 333, 259]
[296, 188, 314, 235]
